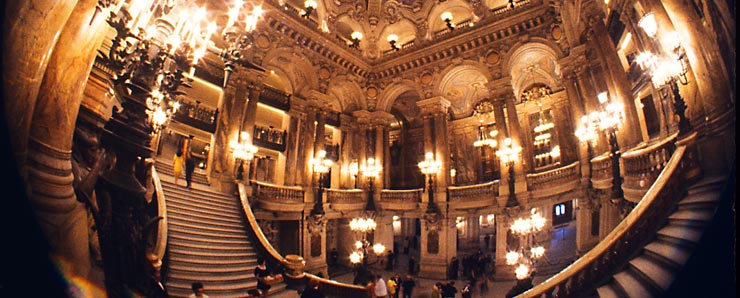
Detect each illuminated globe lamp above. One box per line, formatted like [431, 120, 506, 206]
[349, 217, 385, 267]
[310, 150, 333, 215]
[496, 138, 522, 208]
[418, 152, 442, 213]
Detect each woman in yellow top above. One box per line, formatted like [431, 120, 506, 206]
[173, 149, 184, 185]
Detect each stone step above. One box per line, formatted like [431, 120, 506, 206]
[643, 241, 691, 268]
[161, 183, 237, 205]
[677, 191, 722, 209]
[613, 271, 654, 298]
[168, 248, 256, 260]
[596, 283, 620, 298]
[655, 224, 703, 246]
[168, 232, 252, 247]
[166, 198, 243, 220]
[166, 281, 287, 298]
[169, 255, 257, 267]
[169, 264, 254, 276]
[628, 256, 675, 291]
[667, 208, 715, 225]
[686, 175, 726, 195]
[168, 213, 245, 230]
[168, 220, 247, 238]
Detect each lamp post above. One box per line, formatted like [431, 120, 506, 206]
[311, 150, 333, 215]
[220, 1, 266, 87]
[418, 152, 442, 213]
[575, 92, 625, 204]
[360, 158, 382, 212]
[636, 12, 692, 136]
[349, 160, 359, 189]
[496, 138, 522, 208]
[230, 132, 258, 181]
[506, 209, 547, 280]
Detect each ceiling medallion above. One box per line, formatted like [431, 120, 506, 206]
[551, 25, 563, 40]
[486, 51, 501, 65]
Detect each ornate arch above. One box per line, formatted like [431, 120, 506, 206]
[326, 77, 367, 113]
[260, 47, 319, 96]
[376, 80, 423, 113]
[502, 40, 564, 101]
[437, 62, 492, 119]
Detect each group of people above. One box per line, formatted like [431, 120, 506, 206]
[368, 274, 416, 298]
[173, 135, 196, 189]
[448, 250, 494, 292]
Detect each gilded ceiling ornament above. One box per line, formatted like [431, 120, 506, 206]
[384, 2, 400, 24]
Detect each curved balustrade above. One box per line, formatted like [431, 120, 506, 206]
[150, 166, 168, 262]
[491, 0, 533, 15]
[253, 180, 305, 212]
[590, 154, 613, 190]
[380, 189, 423, 211]
[327, 188, 367, 212]
[527, 161, 581, 197]
[238, 183, 370, 298]
[448, 180, 499, 209]
[620, 134, 678, 202]
[520, 143, 694, 298]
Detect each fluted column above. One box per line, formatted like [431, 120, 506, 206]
[284, 105, 304, 186]
[241, 77, 265, 139]
[210, 72, 250, 193]
[416, 97, 452, 205]
[339, 114, 355, 189]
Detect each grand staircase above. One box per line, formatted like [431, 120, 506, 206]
[595, 175, 727, 298]
[155, 161, 285, 297]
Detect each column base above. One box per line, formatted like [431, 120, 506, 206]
[418, 258, 447, 279]
[210, 174, 236, 194]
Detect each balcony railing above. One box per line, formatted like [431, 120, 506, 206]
[253, 181, 304, 203]
[324, 144, 339, 161]
[620, 133, 678, 202]
[448, 180, 499, 201]
[172, 99, 217, 133]
[590, 153, 613, 189]
[254, 125, 287, 152]
[520, 138, 698, 297]
[325, 110, 341, 127]
[526, 161, 581, 191]
[259, 85, 291, 111]
[380, 189, 423, 203]
[327, 188, 365, 204]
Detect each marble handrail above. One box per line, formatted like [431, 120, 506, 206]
[253, 180, 304, 202]
[526, 161, 580, 190]
[621, 133, 678, 179]
[238, 183, 369, 297]
[380, 189, 423, 202]
[150, 166, 168, 261]
[520, 144, 689, 297]
[327, 188, 365, 203]
[448, 180, 499, 201]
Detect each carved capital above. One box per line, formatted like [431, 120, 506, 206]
[416, 97, 451, 116]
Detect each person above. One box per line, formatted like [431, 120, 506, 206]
[386, 275, 397, 298]
[385, 250, 395, 271]
[408, 256, 416, 275]
[188, 282, 210, 298]
[484, 234, 491, 250]
[400, 275, 415, 298]
[144, 253, 168, 298]
[254, 258, 273, 297]
[392, 274, 402, 298]
[441, 281, 457, 298]
[449, 257, 459, 280]
[184, 135, 196, 189]
[461, 281, 472, 298]
[431, 282, 442, 298]
[301, 279, 326, 298]
[505, 276, 534, 298]
[403, 237, 410, 255]
[329, 247, 338, 267]
[247, 289, 262, 297]
[173, 149, 184, 185]
[374, 275, 388, 298]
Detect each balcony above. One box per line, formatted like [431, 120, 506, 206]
[172, 100, 217, 133]
[379, 189, 423, 211]
[253, 125, 287, 152]
[327, 189, 366, 212]
[252, 181, 305, 213]
[526, 161, 581, 199]
[448, 181, 499, 210]
[259, 85, 291, 112]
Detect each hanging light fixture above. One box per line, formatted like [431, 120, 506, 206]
[506, 209, 547, 280]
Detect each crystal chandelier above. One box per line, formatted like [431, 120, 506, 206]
[349, 217, 385, 265]
[472, 101, 499, 148]
[506, 209, 547, 280]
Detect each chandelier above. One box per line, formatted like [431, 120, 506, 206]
[473, 101, 499, 148]
[349, 217, 385, 265]
[506, 209, 547, 280]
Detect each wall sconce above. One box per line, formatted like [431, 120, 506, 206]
[302, 0, 317, 18]
[350, 31, 363, 48]
[441, 12, 454, 31]
[387, 34, 400, 51]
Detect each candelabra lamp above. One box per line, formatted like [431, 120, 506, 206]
[349, 160, 359, 189]
[220, 1, 266, 88]
[387, 34, 400, 51]
[230, 132, 258, 181]
[575, 92, 625, 204]
[311, 150, 333, 215]
[441, 12, 455, 31]
[506, 209, 547, 280]
[636, 12, 692, 136]
[496, 138, 522, 208]
[349, 31, 363, 49]
[360, 158, 382, 212]
[302, 0, 317, 18]
[418, 152, 442, 213]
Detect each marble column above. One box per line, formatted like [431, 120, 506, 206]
[20, 0, 114, 281]
[210, 72, 250, 193]
[284, 107, 303, 186]
[241, 78, 266, 139]
[301, 107, 318, 207]
[416, 97, 452, 206]
[303, 215, 328, 277]
[339, 114, 354, 188]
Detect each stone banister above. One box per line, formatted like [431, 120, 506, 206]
[519, 144, 690, 297]
[252, 180, 304, 202]
[151, 166, 168, 261]
[448, 180, 500, 201]
[590, 153, 613, 189]
[327, 188, 365, 203]
[526, 161, 581, 191]
[238, 183, 370, 297]
[380, 189, 423, 202]
[620, 134, 678, 202]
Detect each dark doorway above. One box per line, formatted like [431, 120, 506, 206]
[552, 201, 573, 226]
[641, 94, 661, 138]
[279, 221, 300, 255]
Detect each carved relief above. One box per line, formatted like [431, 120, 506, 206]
[427, 231, 440, 254]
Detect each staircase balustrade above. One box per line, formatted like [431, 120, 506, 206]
[526, 161, 580, 191]
[520, 140, 698, 297]
[620, 134, 678, 202]
[150, 166, 168, 264]
[380, 189, 423, 202]
[238, 183, 371, 297]
[590, 154, 613, 189]
[327, 188, 365, 204]
[253, 180, 304, 203]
